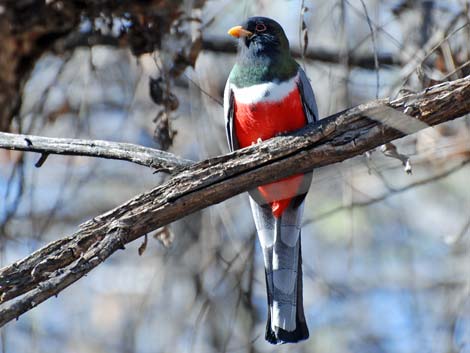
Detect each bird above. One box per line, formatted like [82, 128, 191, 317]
[223, 16, 318, 344]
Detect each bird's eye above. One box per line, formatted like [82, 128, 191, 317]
[255, 23, 267, 32]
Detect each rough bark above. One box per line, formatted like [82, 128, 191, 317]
[0, 75, 469, 327]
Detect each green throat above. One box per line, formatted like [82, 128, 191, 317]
[230, 55, 298, 88]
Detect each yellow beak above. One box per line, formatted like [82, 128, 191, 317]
[228, 25, 253, 38]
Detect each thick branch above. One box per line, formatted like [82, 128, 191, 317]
[202, 35, 401, 68]
[1, 75, 470, 326]
[0, 132, 193, 173]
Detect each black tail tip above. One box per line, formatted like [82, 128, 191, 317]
[265, 324, 309, 345]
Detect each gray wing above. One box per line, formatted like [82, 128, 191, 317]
[223, 79, 238, 152]
[294, 68, 317, 199]
[297, 67, 319, 124]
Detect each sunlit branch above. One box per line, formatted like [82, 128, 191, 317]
[0, 132, 193, 173]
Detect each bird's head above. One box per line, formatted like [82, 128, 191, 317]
[228, 17, 290, 57]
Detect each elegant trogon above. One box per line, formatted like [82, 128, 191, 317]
[223, 17, 318, 344]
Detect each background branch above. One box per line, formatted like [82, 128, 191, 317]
[0, 75, 470, 327]
[313, 157, 470, 221]
[202, 35, 401, 69]
[0, 132, 193, 173]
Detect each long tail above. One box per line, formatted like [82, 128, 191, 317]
[249, 196, 309, 344]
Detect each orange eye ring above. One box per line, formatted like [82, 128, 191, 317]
[255, 23, 267, 32]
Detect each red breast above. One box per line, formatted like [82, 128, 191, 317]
[234, 85, 307, 217]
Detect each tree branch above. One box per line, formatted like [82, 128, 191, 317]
[1, 75, 470, 327]
[0, 132, 193, 173]
[202, 35, 401, 69]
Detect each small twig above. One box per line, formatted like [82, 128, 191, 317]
[34, 153, 49, 168]
[183, 73, 223, 106]
[138, 234, 148, 256]
[359, 0, 380, 98]
[1, 156, 26, 238]
[442, 60, 470, 81]
[298, 0, 309, 69]
[381, 143, 412, 174]
[455, 217, 470, 242]
[400, 19, 469, 87]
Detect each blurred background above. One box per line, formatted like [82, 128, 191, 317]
[0, 0, 469, 352]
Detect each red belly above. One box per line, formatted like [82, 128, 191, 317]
[234, 88, 307, 217]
